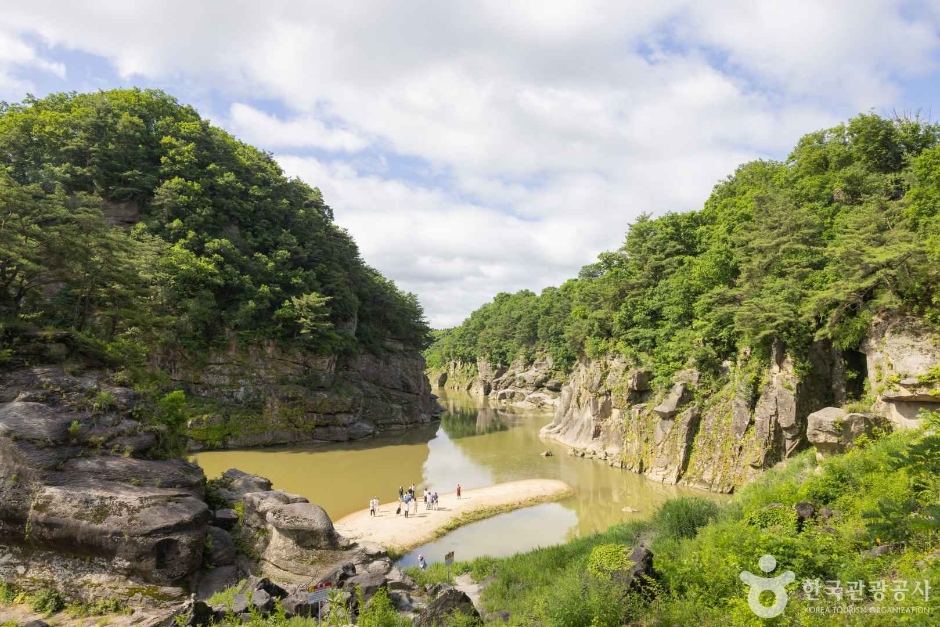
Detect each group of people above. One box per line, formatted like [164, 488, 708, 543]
[368, 483, 465, 520]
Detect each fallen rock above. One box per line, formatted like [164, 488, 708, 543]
[794, 500, 815, 529]
[611, 546, 656, 593]
[413, 589, 481, 627]
[318, 561, 357, 587]
[206, 526, 236, 566]
[389, 590, 419, 613]
[387, 567, 416, 591]
[223, 468, 273, 497]
[345, 571, 388, 603]
[282, 591, 316, 617]
[806, 407, 872, 456]
[540, 450, 554, 457]
[251, 589, 274, 614]
[653, 382, 691, 419]
[213, 508, 239, 530]
[244, 576, 288, 600]
[195, 564, 240, 601]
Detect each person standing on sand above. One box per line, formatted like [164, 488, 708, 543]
[369, 498, 376, 517]
[457, 484, 462, 499]
[399, 486, 404, 501]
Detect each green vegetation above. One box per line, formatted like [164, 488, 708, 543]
[399, 409, 940, 625]
[0, 88, 430, 449]
[426, 113, 940, 387]
[0, 584, 122, 619]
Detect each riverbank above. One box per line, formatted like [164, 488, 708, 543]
[334, 479, 574, 552]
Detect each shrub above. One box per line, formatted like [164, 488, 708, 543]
[27, 589, 65, 616]
[587, 544, 632, 580]
[651, 497, 721, 543]
[744, 504, 798, 533]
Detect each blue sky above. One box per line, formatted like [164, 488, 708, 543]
[2, 1, 940, 327]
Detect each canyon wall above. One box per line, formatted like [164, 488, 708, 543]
[436, 317, 940, 493]
[157, 338, 441, 450]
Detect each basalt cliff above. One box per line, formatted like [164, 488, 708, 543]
[434, 317, 940, 493]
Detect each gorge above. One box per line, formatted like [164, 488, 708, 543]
[3, 92, 940, 625]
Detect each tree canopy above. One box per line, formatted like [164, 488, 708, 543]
[425, 113, 940, 382]
[0, 89, 429, 364]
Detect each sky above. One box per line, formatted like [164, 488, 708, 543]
[2, 1, 940, 328]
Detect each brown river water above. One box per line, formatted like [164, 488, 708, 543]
[193, 390, 722, 566]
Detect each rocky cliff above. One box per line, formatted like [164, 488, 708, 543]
[537, 316, 940, 493]
[430, 355, 562, 410]
[0, 364, 209, 605]
[166, 339, 440, 450]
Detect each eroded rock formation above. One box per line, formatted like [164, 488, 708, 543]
[0, 366, 208, 602]
[159, 340, 441, 450]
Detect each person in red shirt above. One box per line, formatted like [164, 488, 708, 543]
[456, 484, 462, 499]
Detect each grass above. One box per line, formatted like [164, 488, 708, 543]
[0, 582, 127, 620]
[411, 410, 940, 626]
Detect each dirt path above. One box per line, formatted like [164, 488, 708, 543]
[334, 479, 573, 552]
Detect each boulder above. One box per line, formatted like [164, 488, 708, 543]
[806, 407, 871, 456]
[412, 589, 480, 627]
[244, 576, 288, 600]
[244, 490, 308, 527]
[386, 567, 416, 591]
[206, 526, 236, 566]
[628, 369, 652, 392]
[222, 468, 273, 497]
[265, 502, 340, 550]
[653, 382, 691, 419]
[426, 582, 454, 598]
[389, 590, 419, 612]
[794, 500, 816, 530]
[228, 594, 250, 615]
[545, 380, 563, 392]
[282, 591, 316, 617]
[540, 450, 554, 457]
[611, 546, 655, 593]
[367, 557, 392, 574]
[345, 571, 388, 603]
[318, 561, 357, 587]
[250, 589, 274, 614]
[213, 508, 239, 530]
[195, 564, 240, 601]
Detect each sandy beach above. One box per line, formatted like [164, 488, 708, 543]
[334, 479, 574, 552]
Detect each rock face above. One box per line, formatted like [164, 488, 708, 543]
[413, 589, 480, 627]
[541, 342, 838, 492]
[429, 355, 561, 409]
[0, 365, 209, 595]
[807, 407, 873, 456]
[860, 317, 940, 429]
[166, 342, 441, 450]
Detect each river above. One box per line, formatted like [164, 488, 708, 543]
[193, 390, 719, 566]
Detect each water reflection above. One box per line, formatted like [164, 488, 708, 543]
[439, 403, 509, 439]
[194, 390, 725, 563]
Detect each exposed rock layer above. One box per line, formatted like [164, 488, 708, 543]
[0, 366, 208, 595]
[164, 341, 441, 450]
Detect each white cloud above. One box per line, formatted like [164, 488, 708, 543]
[0, 28, 65, 97]
[227, 103, 369, 152]
[1, 1, 939, 325]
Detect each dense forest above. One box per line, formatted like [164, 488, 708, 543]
[426, 113, 940, 385]
[0, 89, 430, 370]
